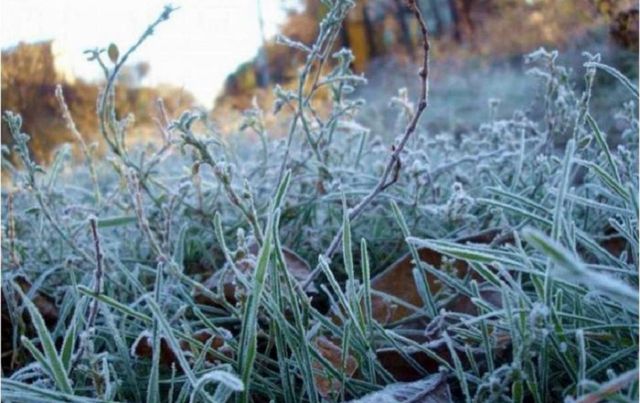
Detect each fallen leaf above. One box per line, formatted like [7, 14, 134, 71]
[2, 277, 60, 373]
[131, 330, 181, 367]
[131, 329, 230, 369]
[14, 276, 59, 326]
[376, 329, 510, 383]
[248, 243, 317, 292]
[194, 243, 317, 307]
[348, 372, 451, 403]
[376, 345, 447, 381]
[369, 230, 506, 324]
[364, 232, 509, 381]
[312, 336, 358, 399]
[600, 224, 631, 262]
[370, 247, 471, 324]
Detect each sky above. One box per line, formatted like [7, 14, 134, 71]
[1, 0, 290, 107]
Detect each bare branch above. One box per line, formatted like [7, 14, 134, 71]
[303, 0, 431, 290]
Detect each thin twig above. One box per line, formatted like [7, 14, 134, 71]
[97, 5, 177, 156]
[86, 7, 177, 213]
[69, 217, 104, 372]
[126, 173, 170, 260]
[302, 0, 431, 290]
[275, 3, 351, 186]
[87, 217, 103, 327]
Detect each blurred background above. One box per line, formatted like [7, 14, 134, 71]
[1, 0, 638, 165]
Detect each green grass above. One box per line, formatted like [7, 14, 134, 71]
[1, 1, 638, 402]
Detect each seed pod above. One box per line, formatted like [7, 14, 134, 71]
[108, 43, 119, 64]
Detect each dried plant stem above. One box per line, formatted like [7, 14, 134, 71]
[7, 192, 20, 268]
[97, 6, 177, 156]
[84, 6, 176, 212]
[275, 3, 350, 186]
[303, 0, 431, 290]
[3, 112, 95, 264]
[87, 217, 103, 327]
[575, 368, 639, 403]
[179, 134, 265, 244]
[127, 174, 169, 260]
[54, 85, 101, 204]
[69, 217, 104, 372]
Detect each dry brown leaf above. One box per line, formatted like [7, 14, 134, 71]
[370, 247, 472, 324]
[600, 225, 632, 262]
[364, 232, 510, 381]
[376, 346, 447, 381]
[376, 329, 510, 383]
[370, 223, 629, 326]
[131, 331, 179, 367]
[248, 243, 317, 292]
[131, 329, 230, 369]
[194, 243, 316, 307]
[16, 277, 59, 325]
[312, 336, 358, 399]
[2, 277, 59, 373]
[368, 230, 507, 325]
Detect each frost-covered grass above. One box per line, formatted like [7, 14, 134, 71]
[1, 2, 638, 402]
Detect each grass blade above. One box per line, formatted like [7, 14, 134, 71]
[13, 282, 73, 394]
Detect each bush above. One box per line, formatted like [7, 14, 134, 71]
[1, 1, 638, 402]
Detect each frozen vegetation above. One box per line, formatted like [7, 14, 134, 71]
[1, 1, 638, 402]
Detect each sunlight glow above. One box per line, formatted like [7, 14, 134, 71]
[1, 0, 287, 107]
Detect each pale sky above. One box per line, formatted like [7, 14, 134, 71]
[1, 0, 291, 107]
